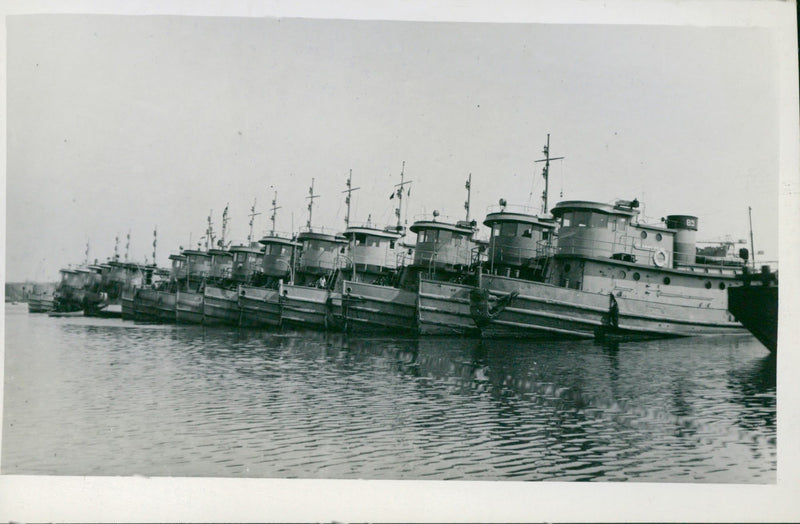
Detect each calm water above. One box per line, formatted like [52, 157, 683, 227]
[3, 304, 775, 482]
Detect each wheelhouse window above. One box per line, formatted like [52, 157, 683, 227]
[500, 222, 518, 236]
[355, 233, 367, 245]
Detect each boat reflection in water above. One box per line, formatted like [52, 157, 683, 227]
[3, 310, 773, 481]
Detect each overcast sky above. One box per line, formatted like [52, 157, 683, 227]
[4, 12, 785, 281]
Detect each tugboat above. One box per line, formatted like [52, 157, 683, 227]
[728, 265, 778, 353]
[341, 166, 482, 334]
[132, 228, 173, 322]
[471, 198, 748, 338]
[176, 210, 226, 324]
[203, 202, 265, 326]
[332, 170, 406, 331]
[279, 178, 347, 330]
[238, 190, 300, 328]
[27, 283, 56, 313]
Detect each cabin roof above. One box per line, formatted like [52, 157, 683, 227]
[297, 230, 347, 244]
[169, 254, 186, 261]
[182, 249, 211, 257]
[343, 225, 403, 240]
[551, 200, 640, 218]
[228, 244, 264, 254]
[259, 235, 301, 247]
[483, 211, 557, 229]
[409, 220, 475, 235]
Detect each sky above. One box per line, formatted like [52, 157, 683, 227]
[3, 11, 787, 282]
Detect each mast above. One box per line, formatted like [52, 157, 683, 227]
[306, 178, 319, 229]
[84, 239, 90, 265]
[748, 206, 756, 271]
[248, 199, 261, 244]
[534, 134, 564, 215]
[205, 210, 215, 251]
[152, 227, 157, 267]
[220, 204, 229, 248]
[393, 161, 412, 231]
[464, 173, 472, 222]
[125, 230, 130, 262]
[269, 188, 281, 236]
[342, 169, 360, 228]
[114, 234, 120, 262]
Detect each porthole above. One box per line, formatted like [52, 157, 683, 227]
[564, 263, 572, 273]
[705, 281, 712, 289]
[656, 233, 663, 242]
[719, 282, 726, 290]
[618, 270, 627, 279]
[640, 231, 648, 239]
[633, 272, 641, 281]
[663, 277, 671, 285]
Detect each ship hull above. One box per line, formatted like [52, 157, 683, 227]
[28, 296, 55, 313]
[473, 274, 606, 339]
[121, 289, 135, 320]
[203, 286, 241, 326]
[176, 290, 204, 324]
[341, 280, 417, 333]
[608, 294, 745, 338]
[418, 279, 479, 336]
[155, 291, 177, 323]
[133, 288, 161, 322]
[279, 283, 329, 329]
[728, 284, 778, 352]
[238, 286, 282, 328]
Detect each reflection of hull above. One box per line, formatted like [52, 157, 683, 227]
[176, 290, 204, 324]
[203, 285, 241, 326]
[121, 288, 135, 320]
[279, 283, 329, 329]
[155, 291, 177, 323]
[473, 274, 605, 339]
[133, 288, 161, 322]
[611, 295, 745, 338]
[418, 279, 478, 336]
[238, 286, 281, 327]
[341, 280, 417, 332]
[728, 284, 778, 352]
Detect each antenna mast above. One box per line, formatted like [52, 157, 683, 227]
[270, 188, 281, 236]
[84, 240, 90, 265]
[220, 204, 229, 247]
[152, 227, 157, 266]
[125, 230, 130, 262]
[534, 134, 564, 215]
[342, 169, 360, 228]
[748, 206, 756, 271]
[464, 173, 472, 222]
[114, 234, 120, 261]
[306, 178, 319, 229]
[394, 161, 412, 231]
[205, 210, 215, 251]
[248, 199, 261, 244]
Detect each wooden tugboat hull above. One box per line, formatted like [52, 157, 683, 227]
[176, 290, 204, 324]
[155, 291, 177, 323]
[279, 283, 329, 329]
[611, 295, 745, 338]
[203, 286, 241, 326]
[417, 279, 479, 336]
[121, 289, 135, 320]
[341, 280, 417, 333]
[133, 288, 161, 322]
[474, 274, 606, 339]
[238, 286, 282, 328]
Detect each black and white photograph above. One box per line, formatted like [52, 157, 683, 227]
[1, 0, 798, 521]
